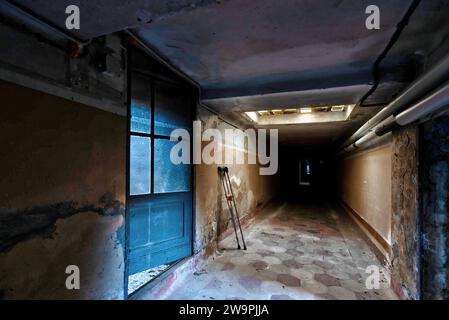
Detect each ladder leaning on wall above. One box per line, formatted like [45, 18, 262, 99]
[218, 166, 247, 250]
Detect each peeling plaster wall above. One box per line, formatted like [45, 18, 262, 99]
[194, 106, 278, 254]
[420, 115, 449, 300]
[0, 80, 126, 299]
[390, 126, 420, 300]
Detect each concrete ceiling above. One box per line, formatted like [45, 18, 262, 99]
[3, 0, 449, 146]
[3, 0, 214, 40]
[130, 0, 448, 101]
[132, 0, 449, 146]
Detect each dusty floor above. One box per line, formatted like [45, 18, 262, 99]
[164, 201, 397, 300]
[128, 264, 170, 295]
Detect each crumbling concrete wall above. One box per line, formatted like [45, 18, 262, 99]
[391, 126, 420, 300]
[0, 80, 126, 299]
[194, 106, 278, 255]
[420, 115, 449, 300]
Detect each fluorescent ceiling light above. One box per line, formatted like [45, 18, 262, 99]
[300, 107, 312, 113]
[331, 105, 345, 112]
[245, 111, 258, 122]
[243, 104, 356, 125]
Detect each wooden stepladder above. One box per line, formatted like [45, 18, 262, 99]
[218, 166, 247, 250]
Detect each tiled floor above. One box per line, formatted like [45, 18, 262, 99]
[165, 201, 397, 300]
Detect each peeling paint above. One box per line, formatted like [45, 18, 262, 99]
[0, 194, 124, 252]
[0, 211, 124, 299]
[0, 81, 126, 299]
[194, 105, 278, 255]
[391, 126, 419, 300]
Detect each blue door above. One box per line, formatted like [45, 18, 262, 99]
[128, 71, 193, 275]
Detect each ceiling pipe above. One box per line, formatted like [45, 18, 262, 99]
[342, 51, 449, 149]
[374, 116, 399, 136]
[341, 81, 449, 154]
[359, 0, 421, 107]
[395, 80, 449, 126]
[354, 130, 377, 147]
[340, 130, 392, 154]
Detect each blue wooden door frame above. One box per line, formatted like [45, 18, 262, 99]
[125, 49, 195, 296]
[128, 192, 192, 275]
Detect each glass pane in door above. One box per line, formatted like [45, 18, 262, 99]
[130, 135, 151, 195]
[154, 138, 190, 193]
[154, 81, 191, 136]
[130, 73, 151, 134]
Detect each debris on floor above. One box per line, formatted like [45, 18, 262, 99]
[128, 264, 170, 295]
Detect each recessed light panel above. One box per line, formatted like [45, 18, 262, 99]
[244, 104, 355, 125]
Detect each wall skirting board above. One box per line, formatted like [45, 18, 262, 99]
[340, 201, 392, 264]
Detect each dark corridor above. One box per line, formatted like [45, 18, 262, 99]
[1, 0, 449, 303]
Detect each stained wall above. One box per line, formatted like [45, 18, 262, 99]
[0, 80, 126, 299]
[194, 106, 279, 254]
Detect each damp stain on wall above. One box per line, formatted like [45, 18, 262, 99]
[0, 80, 126, 299]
